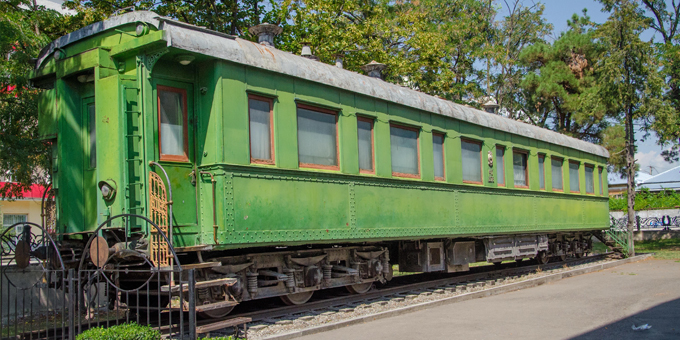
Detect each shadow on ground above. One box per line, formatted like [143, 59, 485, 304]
[570, 297, 680, 340]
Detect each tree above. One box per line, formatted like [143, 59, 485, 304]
[275, 0, 495, 104]
[0, 0, 81, 199]
[597, 0, 673, 255]
[519, 11, 608, 143]
[487, 0, 552, 118]
[638, 0, 680, 163]
[63, 0, 264, 36]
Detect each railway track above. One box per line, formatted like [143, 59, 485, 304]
[193, 253, 613, 337]
[7, 254, 614, 340]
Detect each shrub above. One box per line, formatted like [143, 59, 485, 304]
[76, 323, 161, 340]
[609, 189, 680, 212]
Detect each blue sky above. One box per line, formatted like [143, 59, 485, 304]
[44, 0, 679, 175]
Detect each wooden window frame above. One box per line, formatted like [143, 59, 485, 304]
[496, 145, 506, 187]
[357, 116, 375, 174]
[569, 160, 581, 193]
[512, 149, 529, 189]
[390, 123, 421, 179]
[538, 154, 546, 190]
[433, 132, 446, 181]
[551, 156, 564, 192]
[297, 103, 340, 171]
[585, 164, 595, 194]
[248, 94, 275, 165]
[599, 166, 604, 196]
[461, 138, 483, 185]
[157, 85, 189, 163]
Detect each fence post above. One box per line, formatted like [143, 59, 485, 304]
[68, 268, 75, 340]
[188, 269, 196, 340]
[636, 216, 641, 231]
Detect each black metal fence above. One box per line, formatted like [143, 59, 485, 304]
[610, 215, 680, 231]
[0, 217, 200, 340]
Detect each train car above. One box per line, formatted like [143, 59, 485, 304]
[30, 11, 610, 317]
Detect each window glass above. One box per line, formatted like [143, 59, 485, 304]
[569, 161, 580, 192]
[3, 214, 27, 227]
[585, 166, 594, 193]
[599, 167, 604, 195]
[390, 125, 419, 176]
[159, 88, 186, 158]
[462, 140, 482, 182]
[297, 107, 337, 167]
[433, 134, 445, 180]
[552, 158, 563, 191]
[538, 155, 545, 189]
[496, 147, 505, 185]
[88, 103, 96, 169]
[358, 119, 374, 172]
[249, 98, 273, 162]
[513, 151, 528, 187]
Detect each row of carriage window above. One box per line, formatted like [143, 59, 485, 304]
[155, 87, 604, 195]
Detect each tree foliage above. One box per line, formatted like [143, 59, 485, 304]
[0, 0, 82, 199]
[519, 11, 607, 143]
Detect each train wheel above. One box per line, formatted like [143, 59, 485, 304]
[515, 258, 523, 264]
[346, 283, 372, 294]
[559, 254, 567, 262]
[534, 251, 549, 265]
[575, 252, 584, 258]
[280, 291, 314, 306]
[199, 306, 235, 319]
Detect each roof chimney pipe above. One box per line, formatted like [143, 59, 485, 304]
[361, 60, 386, 79]
[333, 54, 344, 69]
[248, 23, 283, 48]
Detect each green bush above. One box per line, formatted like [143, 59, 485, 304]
[76, 323, 161, 340]
[609, 189, 680, 212]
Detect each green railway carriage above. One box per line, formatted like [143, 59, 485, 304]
[31, 11, 610, 315]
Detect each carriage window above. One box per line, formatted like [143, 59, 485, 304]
[433, 133, 445, 181]
[358, 117, 374, 173]
[496, 146, 505, 186]
[538, 154, 545, 190]
[249, 96, 274, 164]
[599, 167, 604, 195]
[552, 157, 563, 191]
[88, 103, 96, 169]
[513, 150, 528, 188]
[585, 165, 595, 194]
[569, 161, 580, 193]
[390, 124, 420, 178]
[158, 86, 188, 162]
[462, 139, 482, 183]
[297, 105, 338, 169]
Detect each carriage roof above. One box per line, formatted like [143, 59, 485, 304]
[36, 11, 609, 158]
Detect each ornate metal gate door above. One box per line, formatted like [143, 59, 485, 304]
[149, 171, 171, 268]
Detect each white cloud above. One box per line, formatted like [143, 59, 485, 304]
[636, 149, 677, 176]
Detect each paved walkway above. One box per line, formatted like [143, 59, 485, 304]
[296, 258, 680, 340]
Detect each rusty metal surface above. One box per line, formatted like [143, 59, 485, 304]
[36, 11, 609, 158]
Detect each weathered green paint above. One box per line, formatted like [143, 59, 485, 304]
[32, 20, 610, 249]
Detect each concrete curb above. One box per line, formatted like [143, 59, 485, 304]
[261, 254, 653, 340]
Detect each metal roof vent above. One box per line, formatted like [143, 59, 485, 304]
[333, 54, 344, 69]
[300, 42, 320, 61]
[248, 23, 283, 48]
[361, 60, 386, 79]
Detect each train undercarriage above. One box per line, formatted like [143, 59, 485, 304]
[72, 229, 594, 318]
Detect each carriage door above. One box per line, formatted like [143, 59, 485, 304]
[154, 81, 198, 234]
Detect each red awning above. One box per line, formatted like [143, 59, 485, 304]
[0, 182, 47, 199]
